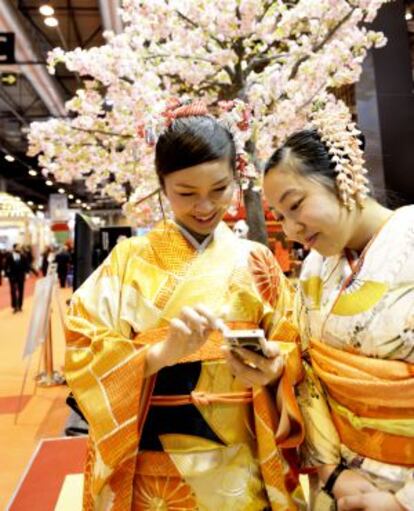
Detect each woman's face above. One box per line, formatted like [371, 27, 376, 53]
[263, 166, 357, 256]
[163, 159, 235, 235]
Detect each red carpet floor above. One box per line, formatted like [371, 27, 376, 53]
[0, 276, 38, 310]
[0, 395, 32, 415]
[7, 436, 87, 511]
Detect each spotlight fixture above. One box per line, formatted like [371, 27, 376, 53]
[68, 194, 74, 199]
[39, 4, 55, 16]
[44, 16, 59, 27]
[28, 169, 38, 176]
[58, 188, 65, 194]
[38, 204, 44, 210]
[4, 154, 15, 162]
[75, 199, 81, 204]
[82, 202, 87, 208]
[406, 11, 413, 21]
[45, 180, 53, 186]
[27, 201, 34, 206]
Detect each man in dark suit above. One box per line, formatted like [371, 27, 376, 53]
[5, 244, 28, 313]
[55, 246, 71, 288]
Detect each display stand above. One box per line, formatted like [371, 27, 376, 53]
[35, 306, 65, 387]
[35, 268, 66, 386]
[15, 265, 66, 423]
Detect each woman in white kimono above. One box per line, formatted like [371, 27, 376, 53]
[263, 107, 414, 511]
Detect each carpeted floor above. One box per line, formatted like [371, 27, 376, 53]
[7, 436, 87, 511]
[0, 286, 72, 510]
[0, 275, 38, 311]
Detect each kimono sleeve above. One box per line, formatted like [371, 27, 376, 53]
[64, 238, 150, 469]
[248, 243, 305, 448]
[294, 286, 341, 467]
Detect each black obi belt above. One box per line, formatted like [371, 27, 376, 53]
[139, 361, 224, 451]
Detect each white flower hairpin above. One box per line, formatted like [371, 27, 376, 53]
[310, 94, 370, 209]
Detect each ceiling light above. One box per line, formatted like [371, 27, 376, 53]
[44, 16, 59, 27]
[27, 201, 34, 206]
[4, 154, 15, 162]
[406, 11, 413, 21]
[86, 206, 92, 210]
[45, 180, 53, 186]
[68, 194, 74, 199]
[28, 169, 38, 176]
[82, 202, 87, 208]
[58, 188, 65, 194]
[76, 199, 81, 204]
[39, 5, 55, 16]
[38, 204, 44, 210]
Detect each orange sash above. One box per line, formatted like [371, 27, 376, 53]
[310, 339, 414, 465]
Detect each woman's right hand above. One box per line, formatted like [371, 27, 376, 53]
[144, 304, 219, 376]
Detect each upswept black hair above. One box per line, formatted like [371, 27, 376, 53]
[264, 128, 367, 192]
[155, 116, 236, 186]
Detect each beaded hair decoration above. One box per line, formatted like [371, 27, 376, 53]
[310, 94, 370, 209]
[136, 97, 256, 183]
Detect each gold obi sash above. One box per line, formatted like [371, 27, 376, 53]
[309, 339, 414, 466]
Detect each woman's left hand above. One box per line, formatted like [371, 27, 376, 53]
[221, 339, 284, 387]
[338, 491, 407, 511]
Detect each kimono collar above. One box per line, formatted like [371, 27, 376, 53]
[174, 220, 216, 253]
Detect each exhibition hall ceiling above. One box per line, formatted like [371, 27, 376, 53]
[0, 0, 120, 206]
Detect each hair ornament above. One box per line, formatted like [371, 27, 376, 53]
[162, 98, 209, 127]
[310, 94, 370, 209]
[136, 97, 208, 146]
[136, 97, 257, 185]
[217, 99, 258, 186]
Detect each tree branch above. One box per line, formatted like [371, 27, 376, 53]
[288, 6, 356, 81]
[71, 127, 132, 139]
[175, 9, 227, 49]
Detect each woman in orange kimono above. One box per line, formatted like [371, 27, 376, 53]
[263, 105, 414, 511]
[65, 101, 305, 511]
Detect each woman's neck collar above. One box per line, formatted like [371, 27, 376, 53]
[174, 219, 215, 247]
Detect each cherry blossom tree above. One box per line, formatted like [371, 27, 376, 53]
[28, 0, 390, 242]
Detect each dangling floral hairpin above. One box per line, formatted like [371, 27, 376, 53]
[217, 99, 258, 186]
[310, 94, 370, 209]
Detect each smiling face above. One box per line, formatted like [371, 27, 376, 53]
[264, 166, 359, 256]
[163, 159, 235, 235]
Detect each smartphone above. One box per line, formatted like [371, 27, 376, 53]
[224, 329, 266, 357]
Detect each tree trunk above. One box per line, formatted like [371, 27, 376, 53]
[243, 183, 269, 246]
[242, 138, 268, 246]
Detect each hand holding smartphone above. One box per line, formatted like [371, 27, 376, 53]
[223, 329, 266, 357]
[219, 324, 284, 386]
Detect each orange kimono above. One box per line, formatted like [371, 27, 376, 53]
[295, 206, 414, 510]
[65, 220, 305, 511]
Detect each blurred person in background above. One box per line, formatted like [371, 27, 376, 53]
[41, 246, 54, 276]
[5, 243, 28, 313]
[23, 245, 38, 277]
[55, 245, 71, 288]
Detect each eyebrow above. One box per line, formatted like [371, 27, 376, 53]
[278, 188, 300, 204]
[174, 177, 230, 189]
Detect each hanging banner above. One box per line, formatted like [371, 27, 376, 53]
[49, 193, 69, 221]
[22, 273, 55, 359]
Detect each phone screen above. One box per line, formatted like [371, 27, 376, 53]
[224, 329, 265, 356]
